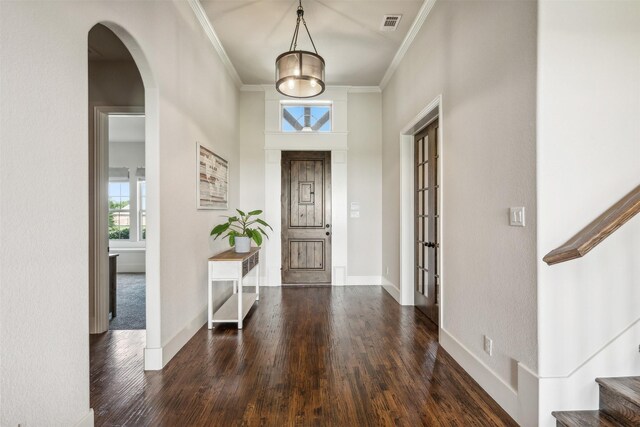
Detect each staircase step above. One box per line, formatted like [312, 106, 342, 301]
[596, 377, 640, 427]
[552, 410, 621, 427]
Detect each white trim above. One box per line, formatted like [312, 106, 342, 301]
[96, 23, 163, 373]
[144, 347, 163, 371]
[440, 328, 519, 421]
[399, 95, 443, 309]
[115, 264, 146, 273]
[74, 409, 94, 427]
[344, 275, 382, 285]
[347, 86, 382, 93]
[440, 328, 540, 426]
[188, 0, 243, 88]
[264, 133, 348, 151]
[144, 309, 207, 370]
[380, 0, 438, 89]
[161, 308, 207, 367]
[109, 247, 146, 252]
[381, 277, 401, 303]
[91, 107, 144, 334]
[517, 363, 540, 427]
[546, 313, 640, 379]
[263, 149, 348, 287]
[241, 85, 265, 92]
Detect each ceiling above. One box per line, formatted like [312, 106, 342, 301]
[200, 0, 424, 86]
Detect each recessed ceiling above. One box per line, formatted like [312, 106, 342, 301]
[200, 0, 424, 86]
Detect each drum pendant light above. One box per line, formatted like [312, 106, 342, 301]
[275, 0, 325, 98]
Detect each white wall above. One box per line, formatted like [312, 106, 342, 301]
[238, 88, 383, 284]
[238, 90, 266, 212]
[537, 1, 640, 424]
[0, 1, 239, 425]
[347, 92, 382, 282]
[381, 0, 538, 423]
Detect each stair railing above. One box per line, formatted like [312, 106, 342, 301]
[543, 184, 640, 265]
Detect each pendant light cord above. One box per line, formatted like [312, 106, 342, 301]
[288, 0, 319, 54]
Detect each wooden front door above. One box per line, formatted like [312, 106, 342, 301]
[414, 119, 439, 325]
[281, 151, 332, 284]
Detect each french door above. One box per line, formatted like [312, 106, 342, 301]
[414, 119, 439, 325]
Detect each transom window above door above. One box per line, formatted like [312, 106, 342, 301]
[281, 103, 331, 132]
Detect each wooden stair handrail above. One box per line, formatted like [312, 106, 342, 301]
[543, 184, 640, 265]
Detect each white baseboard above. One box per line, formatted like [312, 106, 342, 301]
[116, 264, 146, 273]
[381, 277, 401, 303]
[344, 275, 382, 285]
[74, 409, 94, 427]
[144, 346, 163, 370]
[162, 308, 207, 367]
[439, 327, 519, 422]
[258, 279, 279, 287]
[144, 308, 207, 370]
[517, 363, 540, 427]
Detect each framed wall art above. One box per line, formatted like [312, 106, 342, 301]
[197, 142, 229, 210]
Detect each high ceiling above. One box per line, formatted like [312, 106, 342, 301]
[200, 0, 424, 86]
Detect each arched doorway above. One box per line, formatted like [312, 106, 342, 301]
[87, 22, 161, 370]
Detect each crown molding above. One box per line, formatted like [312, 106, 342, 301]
[379, 0, 438, 90]
[188, 0, 243, 88]
[240, 85, 267, 92]
[347, 86, 381, 93]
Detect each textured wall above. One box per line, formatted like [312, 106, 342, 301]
[381, 0, 538, 396]
[0, 1, 239, 425]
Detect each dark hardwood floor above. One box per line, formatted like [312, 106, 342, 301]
[90, 286, 516, 426]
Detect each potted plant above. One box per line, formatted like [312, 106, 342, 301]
[210, 209, 273, 253]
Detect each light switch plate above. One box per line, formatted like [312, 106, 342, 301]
[509, 207, 525, 227]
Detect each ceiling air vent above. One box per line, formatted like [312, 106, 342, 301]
[380, 15, 402, 31]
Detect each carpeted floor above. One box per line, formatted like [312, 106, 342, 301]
[109, 273, 146, 330]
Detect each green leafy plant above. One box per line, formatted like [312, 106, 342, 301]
[210, 209, 273, 247]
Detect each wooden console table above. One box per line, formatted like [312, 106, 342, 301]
[207, 247, 260, 329]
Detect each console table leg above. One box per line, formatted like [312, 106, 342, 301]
[238, 277, 243, 329]
[208, 277, 213, 330]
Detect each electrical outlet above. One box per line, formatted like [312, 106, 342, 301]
[385, 266, 389, 276]
[483, 335, 493, 356]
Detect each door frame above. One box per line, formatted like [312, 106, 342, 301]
[399, 95, 444, 325]
[90, 106, 144, 334]
[264, 148, 348, 286]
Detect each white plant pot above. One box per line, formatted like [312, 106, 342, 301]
[234, 236, 251, 253]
